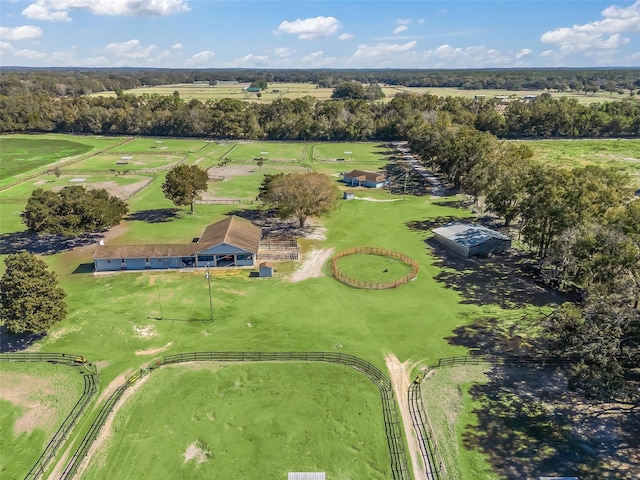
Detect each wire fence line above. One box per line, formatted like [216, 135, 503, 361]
[60, 351, 411, 480]
[0, 352, 99, 480]
[331, 247, 420, 290]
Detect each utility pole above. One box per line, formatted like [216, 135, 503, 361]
[205, 264, 213, 321]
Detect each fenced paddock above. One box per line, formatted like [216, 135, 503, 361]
[0, 353, 99, 480]
[61, 352, 410, 480]
[331, 247, 419, 289]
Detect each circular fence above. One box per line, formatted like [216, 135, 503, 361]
[331, 247, 419, 289]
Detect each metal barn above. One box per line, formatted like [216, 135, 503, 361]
[432, 222, 511, 258]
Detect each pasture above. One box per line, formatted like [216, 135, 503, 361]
[223, 142, 307, 163]
[81, 363, 390, 479]
[0, 361, 84, 480]
[2, 134, 637, 479]
[91, 82, 638, 105]
[64, 153, 182, 172]
[518, 138, 640, 187]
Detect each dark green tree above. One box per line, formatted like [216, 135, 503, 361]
[0, 252, 67, 334]
[162, 164, 209, 213]
[22, 186, 128, 236]
[331, 82, 366, 100]
[258, 172, 340, 227]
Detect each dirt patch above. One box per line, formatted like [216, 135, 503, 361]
[135, 341, 173, 356]
[288, 248, 334, 282]
[0, 372, 56, 434]
[354, 196, 401, 203]
[385, 354, 426, 480]
[207, 164, 257, 177]
[133, 324, 158, 339]
[183, 441, 211, 464]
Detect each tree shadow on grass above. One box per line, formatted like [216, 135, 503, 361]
[463, 364, 640, 479]
[0, 231, 105, 256]
[423, 238, 567, 310]
[126, 208, 181, 223]
[0, 325, 44, 353]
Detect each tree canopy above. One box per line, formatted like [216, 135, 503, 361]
[258, 172, 340, 227]
[162, 164, 209, 213]
[0, 251, 67, 335]
[22, 186, 128, 236]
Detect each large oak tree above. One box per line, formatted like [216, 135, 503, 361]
[0, 252, 67, 335]
[258, 172, 340, 227]
[162, 164, 209, 213]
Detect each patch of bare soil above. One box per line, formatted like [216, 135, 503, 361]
[385, 354, 426, 480]
[183, 442, 211, 464]
[289, 248, 334, 282]
[135, 341, 173, 356]
[206, 164, 257, 177]
[133, 324, 158, 339]
[0, 372, 55, 434]
[354, 196, 401, 203]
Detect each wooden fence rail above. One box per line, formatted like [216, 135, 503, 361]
[331, 247, 420, 289]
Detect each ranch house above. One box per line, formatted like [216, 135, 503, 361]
[342, 170, 389, 188]
[432, 222, 511, 258]
[93, 215, 261, 272]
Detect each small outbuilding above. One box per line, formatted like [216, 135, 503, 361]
[432, 222, 511, 258]
[342, 170, 389, 188]
[343, 191, 355, 200]
[259, 262, 274, 277]
[288, 474, 326, 480]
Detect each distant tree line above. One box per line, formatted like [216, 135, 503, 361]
[1, 67, 639, 97]
[0, 91, 638, 139]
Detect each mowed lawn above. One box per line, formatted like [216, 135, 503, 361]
[81, 363, 391, 480]
[0, 362, 84, 480]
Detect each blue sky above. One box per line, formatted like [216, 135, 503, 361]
[1, 0, 639, 68]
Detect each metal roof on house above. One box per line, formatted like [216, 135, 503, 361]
[93, 215, 261, 260]
[344, 169, 386, 182]
[198, 215, 261, 253]
[432, 222, 510, 248]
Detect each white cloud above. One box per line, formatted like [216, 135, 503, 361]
[417, 19, 425, 24]
[227, 53, 270, 67]
[21, 0, 190, 21]
[420, 44, 512, 68]
[516, 48, 533, 59]
[0, 25, 43, 41]
[13, 48, 47, 59]
[22, 3, 70, 21]
[540, 49, 554, 57]
[351, 41, 417, 65]
[541, 0, 640, 53]
[301, 50, 335, 67]
[171, 43, 182, 50]
[276, 16, 340, 40]
[274, 47, 294, 57]
[393, 25, 408, 35]
[103, 39, 156, 59]
[338, 33, 354, 40]
[397, 19, 411, 26]
[188, 50, 215, 64]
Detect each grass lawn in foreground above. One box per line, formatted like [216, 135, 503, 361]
[82, 362, 390, 480]
[0, 362, 85, 479]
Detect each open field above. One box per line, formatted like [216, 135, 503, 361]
[334, 253, 414, 284]
[224, 142, 307, 163]
[2, 135, 638, 479]
[81, 362, 390, 479]
[108, 137, 211, 153]
[64, 153, 182, 172]
[0, 361, 84, 479]
[90, 83, 638, 105]
[517, 138, 640, 187]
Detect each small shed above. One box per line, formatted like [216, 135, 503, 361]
[343, 191, 355, 200]
[432, 222, 511, 258]
[259, 262, 273, 277]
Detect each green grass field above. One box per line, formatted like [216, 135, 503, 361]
[0, 137, 92, 180]
[0, 362, 84, 480]
[4, 134, 634, 479]
[81, 363, 390, 479]
[91, 83, 637, 106]
[64, 154, 182, 172]
[334, 253, 414, 284]
[517, 138, 640, 187]
[225, 142, 308, 163]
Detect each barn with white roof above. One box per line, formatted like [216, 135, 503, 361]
[432, 222, 511, 258]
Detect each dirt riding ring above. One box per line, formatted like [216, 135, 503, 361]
[331, 247, 419, 289]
